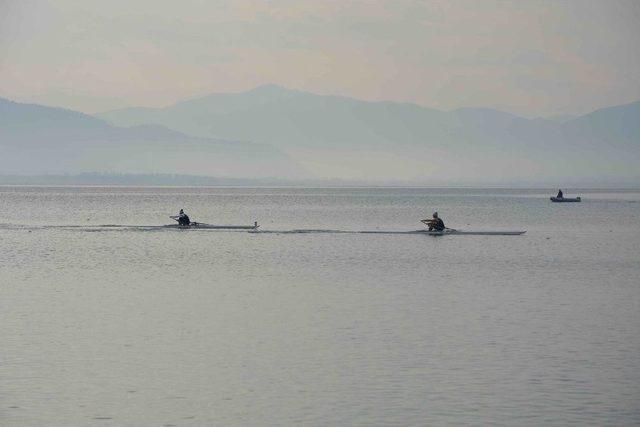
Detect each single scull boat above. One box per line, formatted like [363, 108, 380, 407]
[419, 229, 525, 236]
[169, 217, 259, 230]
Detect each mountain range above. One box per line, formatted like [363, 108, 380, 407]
[99, 85, 640, 183]
[1, 85, 638, 184]
[0, 96, 303, 178]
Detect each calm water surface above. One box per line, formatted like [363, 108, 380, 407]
[1, 187, 639, 426]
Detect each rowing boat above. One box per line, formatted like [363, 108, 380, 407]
[550, 196, 581, 202]
[168, 218, 259, 230]
[167, 223, 259, 230]
[168, 223, 259, 230]
[419, 229, 526, 236]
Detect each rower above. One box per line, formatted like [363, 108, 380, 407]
[422, 212, 445, 231]
[177, 208, 190, 226]
[557, 189, 563, 198]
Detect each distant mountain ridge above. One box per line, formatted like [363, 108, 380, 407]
[0, 97, 305, 178]
[0, 88, 637, 184]
[98, 85, 640, 182]
[564, 100, 640, 144]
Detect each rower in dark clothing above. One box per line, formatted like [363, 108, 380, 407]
[177, 209, 190, 226]
[422, 212, 445, 231]
[557, 189, 563, 198]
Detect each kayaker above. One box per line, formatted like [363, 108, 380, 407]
[177, 209, 190, 226]
[424, 212, 445, 231]
[557, 189, 563, 198]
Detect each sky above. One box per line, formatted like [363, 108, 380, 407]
[1, 0, 639, 117]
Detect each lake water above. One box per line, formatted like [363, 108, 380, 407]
[1, 186, 639, 426]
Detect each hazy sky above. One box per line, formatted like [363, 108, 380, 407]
[1, 0, 639, 116]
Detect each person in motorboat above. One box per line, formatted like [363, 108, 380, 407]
[176, 209, 191, 226]
[557, 189, 563, 198]
[423, 212, 445, 231]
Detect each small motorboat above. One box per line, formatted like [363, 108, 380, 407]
[550, 196, 581, 202]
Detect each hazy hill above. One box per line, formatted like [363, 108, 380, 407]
[543, 114, 577, 123]
[99, 85, 640, 183]
[0, 97, 304, 178]
[563, 100, 640, 145]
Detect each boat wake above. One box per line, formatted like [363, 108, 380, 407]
[0, 223, 525, 236]
[255, 229, 525, 236]
[0, 223, 255, 233]
[255, 229, 427, 235]
[0, 223, 423, 234]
